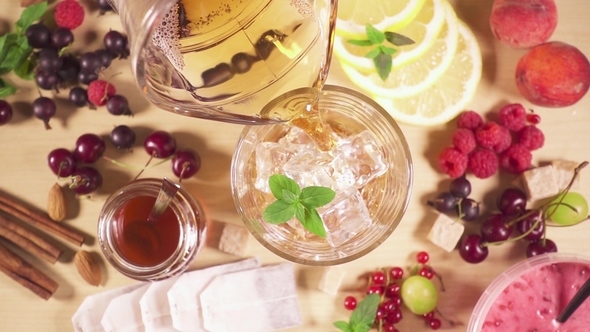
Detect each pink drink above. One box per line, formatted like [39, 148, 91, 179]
[469, 254, 590, 332]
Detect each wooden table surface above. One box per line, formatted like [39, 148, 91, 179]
[1, 0, 590, 331]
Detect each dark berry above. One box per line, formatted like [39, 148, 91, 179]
[480, 213, 512, 242]
[95, 49, 113, 69]
[51, 27, 74, 49]
[25, 23, 51, 49]
[69, 87, 89, 107]
[526, 239, 557, 258]
[428, 192, 457, 213]
[47, 148, 77, 177]
[58, 55, 81, 82]
[457, 110, 483, 130]
[74, 133, 106, 163]
[231, 52, 256, 74]
[449, 176, 471, 198]
[144, 131, 176, 158]
[104, 30, 128, 57]
[438, 147, 468, 178]
[459, 234, 488, 264]
[78, 70, 99, 85]
[459, 198, 480, 221]
[80, 52, 103, 73]
[35, 70, 61, 90]
[110, 125, 136, 150]
[38, 49, 64, 74]
[33, 96, 56, 130]
[106, 95, 131, 116]
[516, 210, 545, 242]
[70, 166, 102, 195]
[0, 100, 13, 125]
[497, 188, 527, 217]
[468, 148, 499, 179]
[97, 0, 113, 14]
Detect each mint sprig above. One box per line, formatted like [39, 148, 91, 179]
[0, 1, 48, 98]
[348, 24, 415, 81]
[262, 174, 335, 238]
[334, 294, 380, 332]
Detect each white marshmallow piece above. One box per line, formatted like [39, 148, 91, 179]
[200, 263, 302, 332]
[318, 266, 345, 296]
[101, 284, 150, 332]
[168, 257, 261, 332]
[551, 160, 580, 190]
[139, 275, 182, 332]
[522, 165, 560, 202]
[427, 212, 465, 252]
[72, 283, 146, 332]
[218, 222, 250, 257]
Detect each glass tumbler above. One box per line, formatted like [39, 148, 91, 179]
[98, 178, 207, 281]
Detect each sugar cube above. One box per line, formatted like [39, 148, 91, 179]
[427, 212, 465, 252]
[522, 165, 560, 202]
[318, 266, 345, 296]
[551, 160, 580, 190]
[219, 222, 250, 257]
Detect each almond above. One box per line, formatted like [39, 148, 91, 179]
[74, 251, 102, 286]
[47, 183, 67, 222]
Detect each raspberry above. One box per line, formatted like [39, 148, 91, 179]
[87, 80, 116, 106]
[452, 128, 476, 154]
[492, 125, 512, 154]
[498, 103, 527, 132]
[475, 122, 503, 149]
[518, 125, 545, 150]
[438, 147, 468, 178]
[499, 144, 532, 174]
[54, 0, 85, 30]
[468, 148, 499, 179]
[457, 110, 483, 130]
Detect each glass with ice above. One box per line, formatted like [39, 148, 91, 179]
[231, 85, 413, 265]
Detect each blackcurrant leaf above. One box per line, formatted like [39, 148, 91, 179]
[373, 51, 392, 81]
[0, 79, 16, 98]
[262, 200, 296, 224]
[16, 1, 47, 32]
[347, 39, 373, 47]
[385, 31, 416, 46]
[14, 57, 35, 80]
[0, 34, 18, 65]
[365, 24, 385, 45]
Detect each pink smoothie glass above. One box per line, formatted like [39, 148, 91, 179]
[468, 253, 590, 331]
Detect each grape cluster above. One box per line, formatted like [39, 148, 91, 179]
[46, 128, 202, 196]
[342, 252, 453, 331]
[428, 176, 480, 222]
[438, 104, 545, 179]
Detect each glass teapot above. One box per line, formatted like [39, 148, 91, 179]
[107, 0, 338, 124]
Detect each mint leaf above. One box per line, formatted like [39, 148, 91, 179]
[352, 323, 372, 332]
[0, 34, 18, 65]
[380, 45, 397, 55]
[299, 186, 335, 209]
[365, 24, 384, 45]
[282, 189, 299, 204]
[299, 208, 326, 237]
[347, 39, 373, 47]
[0, 79, 17, 98]
[295, 203, 306, 224]
[333, 321, 352, 332]
[16, 1, 48, 32]
[373, 51, 392, 81]
[349, 294, 380, 328]
[385, 31, 415, 46]
[262, 200, 296, 224]
[268, 174, 300, 199]
[1, 45, 31, 73]
[364, 47, 380, 59]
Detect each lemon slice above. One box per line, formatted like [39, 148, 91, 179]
[339, 1, 459, 98]
[336, 0, 426, 39]
[333, 0, 446, 73]
[372, 21, 482, 127]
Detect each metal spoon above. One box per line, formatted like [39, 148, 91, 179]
[556, 276, 590, 323]
[147, 177, 180, 223]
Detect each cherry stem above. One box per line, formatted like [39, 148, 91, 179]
[432, 268, 446, 292]
[435, 307, 459, 327]
[101, 154, 173, 170]
[484, 211, 543, 247]
[134, 153, 154, 181]
[178, 162, 190, 184]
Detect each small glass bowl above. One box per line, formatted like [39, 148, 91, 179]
[468, 252, 590, 331]
[230, 85, 413, 266]
[97, 178, 207, 281]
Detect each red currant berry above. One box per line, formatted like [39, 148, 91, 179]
[371, 271, 386, 285]
[343, 296, 357, 310]
[382, 324, 398, 332]
[381, 299, 398, 313]
[375, 307, 386, 321]
[417, 251, 430, 264]
[429, 318, 442, 330]
[387, 295, 402, 307]
[385, 283, 401, 298]
[384, 308, 402, 324]
[526, 113, 541, 124]
[418, 266, 434, 279]
[389, 267, 404, 280]
[367, 284, 384, 295]
[423, 311, 435, 321]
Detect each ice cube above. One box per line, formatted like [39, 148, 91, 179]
[319, 188, 372, 247]
[283, 149, 356, 191]
[254, 142, 302, 193]
[336, 130, 388, 187]
[278, 126, 314, 145]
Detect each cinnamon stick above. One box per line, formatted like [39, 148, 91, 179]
[0, 242, 58, 300]
[0, 215, 62, 260]
[0, 224, 60, 264]
[0, 196, 84, 246]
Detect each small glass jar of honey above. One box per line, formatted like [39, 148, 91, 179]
[98, 178, 206, 281]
